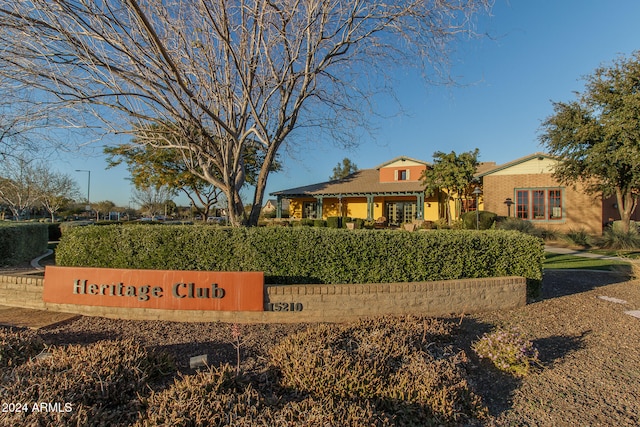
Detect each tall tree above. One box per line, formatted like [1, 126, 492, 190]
[330, 158, 359, 180]
[105, 123, 280, 220]
[540, 52, 640, 233]
[421, 149, 479, 224]
[0, 0, 491, 226]
[105, 143, 223, 221]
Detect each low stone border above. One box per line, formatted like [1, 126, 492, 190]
[0, 274, 526, 323]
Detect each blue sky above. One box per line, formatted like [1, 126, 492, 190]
[60, 0, 640, 208]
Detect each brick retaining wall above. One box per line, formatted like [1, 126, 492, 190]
[0, 274, 526, 323]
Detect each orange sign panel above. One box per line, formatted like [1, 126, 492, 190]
[43, 266, 264, 311]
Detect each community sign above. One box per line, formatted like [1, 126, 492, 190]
[43, 266, 264, 311]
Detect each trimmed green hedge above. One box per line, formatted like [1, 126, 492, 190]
[56, 226, 544, 289]
[0, 222, 49, 266]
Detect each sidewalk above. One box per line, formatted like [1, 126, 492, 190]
[544, 245, 631, 263]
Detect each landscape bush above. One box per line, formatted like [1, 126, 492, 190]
[461, 211, 497, 230]
[136, 363, 391, 426]
[495, 217, 560, 240]
[495, 217, 534, 233]
[0, 222, 48, 266]
[564, 228, 593, 247]
[363, 219, 376, 229]
[56, 226, 544, 287]
[596, 227, 640, 249]
[326, 216, 341, 228]
[472, 327, 540, 377]
[0, 316, 490, 426]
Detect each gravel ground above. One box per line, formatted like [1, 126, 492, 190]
[467, 269, 640, 426]
[10, 268, 640, 426]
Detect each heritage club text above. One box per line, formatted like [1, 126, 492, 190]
[73, 280, 226, 301]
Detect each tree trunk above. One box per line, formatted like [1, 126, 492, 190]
[615, 188, 637, 233]
[247, 145, 280, 227]
[445, 194, 452, 225]
[225, 188, 245, 227]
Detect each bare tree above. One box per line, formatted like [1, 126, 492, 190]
[0, 157, 39, 219]
[0, 0, 491, 226]
[33, 165, 80, 222]
[0, 76, 89, 161]
[92, 200, 116, 221]
[131, 185, 174, 218]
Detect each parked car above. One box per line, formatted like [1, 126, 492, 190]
[207, 216, 227, 224]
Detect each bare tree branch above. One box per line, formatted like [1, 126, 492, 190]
[0, 0, 491, 225]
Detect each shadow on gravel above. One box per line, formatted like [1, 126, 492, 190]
[541, 269, 631, 300]
[534, 331, 589, 367]
[457, 319, 591, 419]
[39, 329, 113, 346]
[455, 317, 520, 419]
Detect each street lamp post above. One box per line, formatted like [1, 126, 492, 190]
[504, 198, 514, 217]
[75, 169, 91, 211]
[473, 186, 482, 230]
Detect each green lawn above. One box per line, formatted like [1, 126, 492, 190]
[543, 252, 630, 271]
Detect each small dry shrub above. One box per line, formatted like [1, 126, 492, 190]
[136, 363, 392, 426]
[0, 338, 174, 427]
[472, 327, 540, 377]
[271, 396, 392, 426]
[0, 327, 44, 368]
[135, 364, 265, 426]
[269, 316, 487, 425]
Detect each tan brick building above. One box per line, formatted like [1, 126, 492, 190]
[477, 152, 637, 235]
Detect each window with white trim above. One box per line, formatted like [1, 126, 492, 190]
[394, 169, 409, 181]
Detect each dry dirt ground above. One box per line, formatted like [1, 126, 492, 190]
[1, 268, 639, 426]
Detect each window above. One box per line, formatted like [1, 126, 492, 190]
[516, 189, 563, 221]
[533, 190, 545, 219]
[302, 201, 317, 219]
[394, 169, 409, 181]
[462, 199, 477, 212]
[516, 190, 529, 219]
[549, 190, 562, 219]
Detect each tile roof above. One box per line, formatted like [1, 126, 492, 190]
[270, 168, 426, 197]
